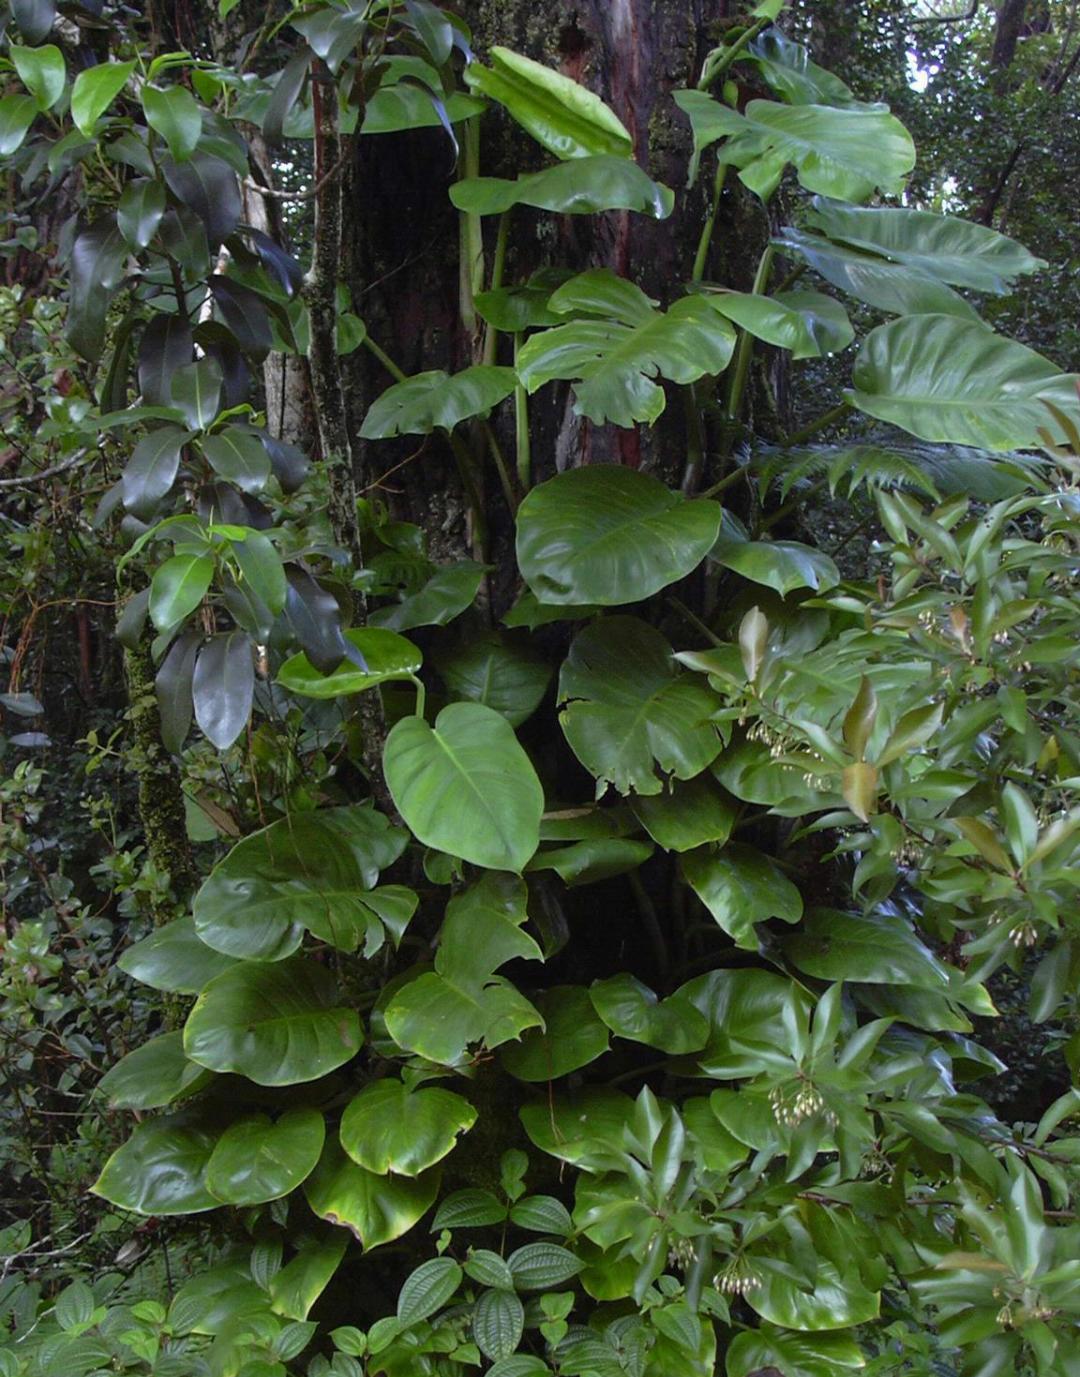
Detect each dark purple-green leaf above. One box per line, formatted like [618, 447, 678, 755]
[193, 632, 255, 750]
[156, 630, 201, 754]
[209, 276, 273, 362]
[138, 314, 194, 407]
[162, 154, 242, 248]
[122, 424, 194, 517]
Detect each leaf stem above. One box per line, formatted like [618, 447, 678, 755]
[779, 401, 850, 448]
[458, 117, 484, 338]
[483, 420, 518, 514]
[409, 674, 426, 720]
[691, 163, 727, 284]
[513, 332, 531, 490]
[724, 243, 775, 423]
[482, 210, 511, 368]
[698, 16, 772, 89]
[699, 465, 749, 501]
[362, 334, 408, 384]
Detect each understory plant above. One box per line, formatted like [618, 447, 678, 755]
[2, 1, 1080, 1375]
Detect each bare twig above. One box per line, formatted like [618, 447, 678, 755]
[0, 449, 90, 490]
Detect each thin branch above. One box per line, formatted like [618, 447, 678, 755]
[0, 449, 89, 490]
[243, 152, 348, 202]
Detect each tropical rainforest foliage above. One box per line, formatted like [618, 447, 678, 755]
[2, 1, 1080, 1375]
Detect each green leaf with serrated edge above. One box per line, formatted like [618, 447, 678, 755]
[474, 1288, 524, 1362]
[589, 975, 709, 1053]
[269, 1232, 347, 1321]
[370, 560, 488, 632]
[193, 805, 407, 961]
[183, 957, 362, 1086]
[304, 1139, 439, 1250]
[360, 366, 516, 438]
[848, 315, 1080, 450]
[435, 631, 552, 727]
[501, 986, 609, 1082]
[464, 46, 632, 161]
[674, 90, 914, 199]
[517, 467, 721, 605]
[508, 1195, 572, 1235]
[340, 1080, 476, 1176]
[91, 1116, 218, 1215]
[708, 537, 840, 596]
[149, 554, 213, 631]
[507, 1243, 583, 1290]
[451, 157, 672, 219]
[682, 842, 803, 949]
[204, 1108, 325, 1206]
[70, 60, 134, 135]
[96, 1032, 213, 1109]
[119, 916, 236, 993]
[631, 774, 737, 852]
[11, 44, 65, 111]
[383, 703, 543, 872]
[806, 196, 1045, 293]
[773, 227, 980, 319]
[142, 83, 202, 161]
[557, 617, 722, 797]
[783, 908, 952, 988]
[397, 1258, 462, 1326]
[278, 628, 422, 698]
[432, 1189, 507, 1230]
[516, 270, 735, 426]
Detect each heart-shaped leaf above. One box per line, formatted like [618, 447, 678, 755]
[708, 536, 840, 596]
[119, 915, 236, 993]
[435, 631, 552, 726]
[516, 467, 721, 606]
[631, 774, 738, 852]
[706, 289, 852, 359]
[516, 270, 736, 426]
[340, 1079, 477, 1176]
[92, 1116, 218, 1215]
[193, 804, 408, 961]
[557, 617, 722, 797]
[590, 975, 709, 1053]
[11, 43, 66, 112]
[205, 1108, 325, 1205]
[96, 1031, 213, 1109]
[384, 702, 544, 872]
[183, 956, 362, 1085]
[304, 1139, 439, 1250]
[501, 986, 609, 1082]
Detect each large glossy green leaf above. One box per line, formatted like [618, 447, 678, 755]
[92, 1115, 218, 1215]
[589, 975, 709, 1054]
[683, 968, 812, 1078]
[142, 83, 202, 162]
[631, 774, 737, 852]
[205, 1108, 325, 1206]
[674, 90, 915, 200]
[370, 560, 488, 632]
[11, 44, 65, 112]
[384, 873, 544, 1064]
[383, 702, 543, 872]
[117, 177, 167, 250]
[773, 227, 980, 319]
[745, 30, 866, 108]
[278, 628, 422, 698]
[516, 270, 736, 426]
[848, 315, 1080, 450]
[360, 366, 516, 438]
[304, 1139, 439, 1249]
[96, 1031, 213, 1109]
[682, 842, 803, 948]
[806, 197, 1045, 293]
[193, 805, 407, 961]
[149, 554, 214, 631]
[501, 986, 610, 1081]
[0, 94, 36, 156]
[706, 289, 851, 359]
[516, 467, 721, 606]
[201, 426, 272, 493]
[708, 536, 840, 596]
[450, 157, 672, 219]
[727, 1326, 865, 1377]
[122, 425, 194, 518]
[192, 631, 254, 751]
[11, 0, 55, 46]
[526, 837, 653, 885]
[748, 1262, 880, 1331]
[269, 1233, 348, 1321]
[435, 631, 552, 726]
[519, 1090, 636, 1173]
[119, 915, 236, 993]
[68, 220, 128, 361]
[340, 1080, 477, 1176]
[557, 617, 722, 797]
[783, 908, 952, 988]
[71, 61, 135, 137]
[464, 46, 632, 161]
[183, 957, 362, 1086]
